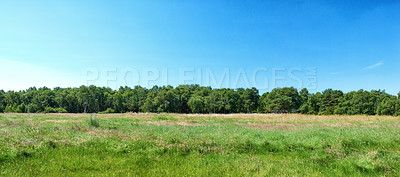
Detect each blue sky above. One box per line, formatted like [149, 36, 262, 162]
[0, 0, 399, 94]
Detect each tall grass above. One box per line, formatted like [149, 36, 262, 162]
[88, 114, 100, 127]
[0, 113, 399, 176]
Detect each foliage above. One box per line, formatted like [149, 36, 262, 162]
[153, 115, 176, 121]
[0, 85, 399, 115]
[26, 103, 39, 113]
[319, 89, 343, 115]
[376, 97, 399, 116]
[262, 87, 301, 112]
[88, 114, 100, 127]
[0, 90, 5, 113]
[43, 107, 68, 113]
[99, 108, 115, 114]
[301, 92, 322, 114]
[334, 90, 389, 115]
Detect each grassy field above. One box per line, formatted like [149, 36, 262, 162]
[0, 113, 399, 176]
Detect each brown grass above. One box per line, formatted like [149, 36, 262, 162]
[2, 112, 399, 119]
[42, 120, 82, 123]
[1, 113, 399, 129]
[144, 121, 204, 127]
[247, 123, 295, 130]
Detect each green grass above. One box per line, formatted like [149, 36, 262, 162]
[153, 115, 177, 121]
[88, 114, 100, 128]
[0, 113, 399, 176]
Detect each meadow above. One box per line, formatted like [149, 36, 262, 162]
[0, 113, 399, 176]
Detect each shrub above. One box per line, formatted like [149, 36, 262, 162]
[55, 108, 68, 113]
[4, 103, 22, 113]
[27, 103, 38, 113]
[88, 114, 100, 127]
[99, 108, 115, 114]
[17, 104, 25, 113]
[43, 107, 68, 113]
[154, 116, 176, 121]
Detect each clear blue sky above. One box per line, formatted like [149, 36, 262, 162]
[0, 0, 399, 94]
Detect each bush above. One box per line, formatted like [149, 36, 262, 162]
[17, 104, 26, 113]
[88, 114, 100, 127]
[153, 116, 176, 121]
[43, 107, 56, 113]
[99, 108, 115, 114]
[27, 103, 38, 113]
[4, 103, 22, 113]
[376, 98, 397, 115]
[55, 108, 68, 113]
[43, 107, 68, 113]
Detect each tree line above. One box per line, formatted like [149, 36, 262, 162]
[0, 85, 399, 116]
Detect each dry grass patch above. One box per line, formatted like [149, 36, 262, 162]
[247, 123, 296, 130]
[86, 129, 137, 140]
[322, 122, 355, 127]
[42, 119, 82, 123]
[144, 121, 204, 127]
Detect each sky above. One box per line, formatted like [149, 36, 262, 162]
[0, 0, 399, 94]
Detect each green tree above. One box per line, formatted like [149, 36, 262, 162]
[299, 88, 309, 104]
[38, 87, 56, 111]
[241, 88, 259, 113]
[258, 92, 269, 113]
[334, 90, 380, 115]
[188, 86, 211, 113]
[225, 89, 240, 113]
[0, 90, 5, 113]
[27, 103, 39, 113]
[268, 95, 292, 112]
[5, 103, 22, 113]
[141, 86, 160, 112]
[113, 92, 125, 113]
[265, 87, 301, 112]
[176, 85, 198, 113]
[376, 97, 398, 115]
[124, 86, 147, 113]
[204, 90, 220, 113]
[300, 92, 322, 114]
[5, 91, 21, 107]
[188, 95, 205, 113]
[17, 103, 26, 113]
[151, 86, 180, 113]
[319, 89, 343, 115]
[1, 84, 399, 115]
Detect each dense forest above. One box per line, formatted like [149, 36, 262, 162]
[0, 85, 399, 116]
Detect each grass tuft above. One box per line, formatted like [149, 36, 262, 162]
[88, 114, 100, 127]
[153, 115, 177, 121]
